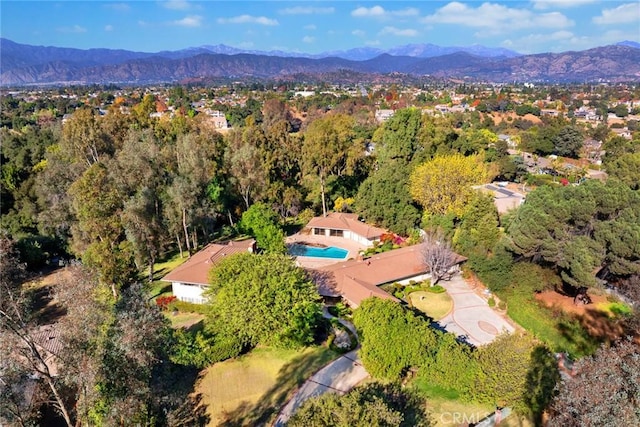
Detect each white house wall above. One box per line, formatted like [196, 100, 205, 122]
[172, 282, 207, 304]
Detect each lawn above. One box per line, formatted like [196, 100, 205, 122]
[408, 291, 453, 320]
[502, 289, 600, 358]
[145, 251, 189, 299]
[196, 345, 337, 426]
[413, 382, 533, 427]
[167, 311, 205, 329]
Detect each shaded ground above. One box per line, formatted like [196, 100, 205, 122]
[274, 310, 367, 426]
[195, 346, 336, 426]
[535, 290, 626, 342]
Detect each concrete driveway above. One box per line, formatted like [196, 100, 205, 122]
[274, 310, 369, 426]
[273, 349, 369, 426]
[438, 274, 515, 346]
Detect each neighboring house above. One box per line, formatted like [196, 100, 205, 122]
[375, 109, 395, 123]
[305, 213, 386, 247]
[207, 110, 228, 130]
[162, 239, 256, 304]
[311, 243, 465, 308]
[477, 183, 525, 214]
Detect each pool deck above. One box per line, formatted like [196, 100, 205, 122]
[286, 233, 367, 269]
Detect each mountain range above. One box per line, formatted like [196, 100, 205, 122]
[1, 38, 639, 86]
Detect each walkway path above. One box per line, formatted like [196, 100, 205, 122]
[273, 309, 369, 426]
[438, 274, 515, 346]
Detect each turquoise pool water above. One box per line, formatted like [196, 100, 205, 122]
[289, 244, 348, 259]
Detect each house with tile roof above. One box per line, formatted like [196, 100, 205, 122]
[305, 213, 386, 247]
[162, 239, 255, 304]
[311, 243, 465, 307]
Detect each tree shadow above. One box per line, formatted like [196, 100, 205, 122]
[218, 347, 337, 427]
[152, 362, 210, 426]
[556, 316, 602, 357]
[31, 286, 67, 325]
[524, 345, 560, 426]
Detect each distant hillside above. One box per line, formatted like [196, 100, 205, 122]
[1, 38, 638, 86]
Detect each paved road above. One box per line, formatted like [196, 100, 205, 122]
[438, 274, 515, 346]
[273, 311, 369, 426]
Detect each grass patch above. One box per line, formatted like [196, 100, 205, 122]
[502, 290, 600, 358]
[197, 345, 337, 426]
[596, 301, 633, 318]
[408, 291, 453, 321]
[143, 251, 189, 299]
[412, 378, 492, 427]
[167, 311, 205, 329]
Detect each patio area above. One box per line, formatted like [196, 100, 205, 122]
[286, 233, 367, 269]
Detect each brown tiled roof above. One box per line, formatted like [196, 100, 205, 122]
[32, 325, 63, 357]
[162, 239, 255, 286]
[315, 243, 465, 307]
[306, 213, 386, 239]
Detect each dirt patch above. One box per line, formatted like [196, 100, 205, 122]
[536, 291, 625, 341]
[535, 290, 608, 316]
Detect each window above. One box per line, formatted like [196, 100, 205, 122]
[330, 229, 344, 237]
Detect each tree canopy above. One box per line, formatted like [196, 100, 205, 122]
[410, 153, 490, 218]
[352, 298, 437, 380]
[288, 381, 431, 427]
[507, 179, 640, 287]
[206, 252, 322, 348]
[239, 202, 286, 254]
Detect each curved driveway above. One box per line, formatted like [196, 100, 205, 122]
[438, 274, 515, 346]
[273, 311, 369, 426]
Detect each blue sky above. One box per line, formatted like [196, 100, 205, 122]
[1, 1, 639, 54]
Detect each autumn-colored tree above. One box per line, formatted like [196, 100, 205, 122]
[410, 153, 490, 217]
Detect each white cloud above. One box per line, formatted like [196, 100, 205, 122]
[172, 15, 202, 27]
[56, 25, 87, 33]
[162, 0, 191, 10]
[532, 0, 596, 10]
[217, 15, 278, 26]
[302, 36, 315, 43]
[421, 2, 574, 31]
[351, 5, 419, 18]
[365, 40, 381, 46]
[304, 24, 316, 30]
[279, 6, 334, 15]
[379, 26, 419, 37]
[104, 24, 114, 32]
[593, 3, 640, 25]
[352, 29, 366, 37]
[104, 3, 130, 12]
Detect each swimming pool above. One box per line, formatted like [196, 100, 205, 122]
[289, 244, 349, 259]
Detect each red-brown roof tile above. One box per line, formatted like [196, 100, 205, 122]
[162, 239, 255, 286]
[306, 213, 386, 239]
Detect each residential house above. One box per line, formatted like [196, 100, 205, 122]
[375, 109, 395, 123]
[477, 183, 525, 214]
[162, 239, 256, 304]
[311, 243, 465, 307]
[305, 213, 386, 247]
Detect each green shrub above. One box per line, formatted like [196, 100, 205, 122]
[426, 285, 445, 294]
[170, 329, 242, 368]
[608, 302, 632, 317]
[498, 301, 507, 310]
[488, 297, 496, 307]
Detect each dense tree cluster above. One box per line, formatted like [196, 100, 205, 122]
[352, 298, 558, 419]
[0, 239, 204, 426]
[206, 252, 322, 349]
[288, 381, 431, 427]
